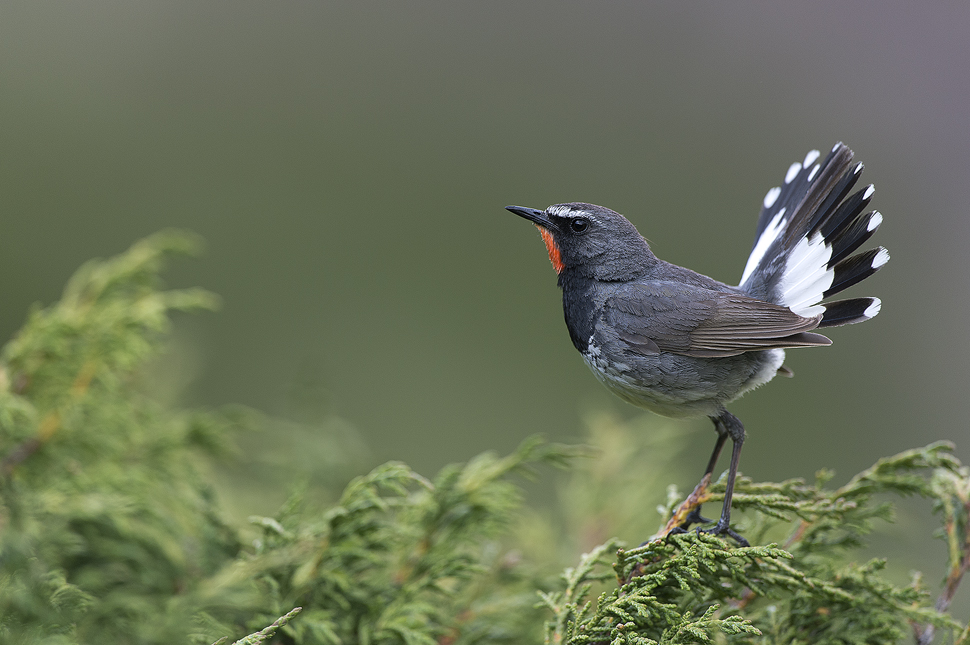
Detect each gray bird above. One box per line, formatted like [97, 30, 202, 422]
[507, 143, 887, 545]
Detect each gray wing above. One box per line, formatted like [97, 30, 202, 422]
[602, 282, 831, 358]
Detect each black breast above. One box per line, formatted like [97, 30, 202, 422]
[559, 273, 599, 353]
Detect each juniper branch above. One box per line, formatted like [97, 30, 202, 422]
[546, 441, 970, 645]
[214, 607, 302, 645]
[914, 465, 970, 645]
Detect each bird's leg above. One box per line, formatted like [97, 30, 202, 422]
[703, 419, 730, 479]
[633, 414, 747, 585]
[699, 410, 748, 546]
[659, 412, 749, 546]
[656, 418, 729, 537]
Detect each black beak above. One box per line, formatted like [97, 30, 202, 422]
[506, 205, 556, 230]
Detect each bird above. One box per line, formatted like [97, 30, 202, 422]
[506, 143, 888, 545]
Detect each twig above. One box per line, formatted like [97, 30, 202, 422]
[914, 477, 970, 645]
[655, 473, 713, 541]
[226, 607, 302, 645]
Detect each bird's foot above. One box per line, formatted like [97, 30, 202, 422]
[665, 507, 712, 536]
[647, 473, 750, 548]
[665, 511, 748, 546]
[698, 518, 749, 547]
[656, 478, 749, 547]
[681, 506, 713, 528]
[626, 489, 747, 584]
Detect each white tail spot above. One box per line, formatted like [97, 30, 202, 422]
[803, 149, 820, 167]
[785, 162, 802, 184]
[740, 208, 787, 285]
[864, 298, 882, 318]
[867, 211, 882, 232]
[779, 232, 835, 315]
[872, 248, 890, 268]
[763, 186, 781, 209]
[786, 270, 835, 315]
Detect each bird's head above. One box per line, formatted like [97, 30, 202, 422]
[506, 202, 656, 281]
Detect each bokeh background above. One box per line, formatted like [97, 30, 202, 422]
[2, 0, 969, 591]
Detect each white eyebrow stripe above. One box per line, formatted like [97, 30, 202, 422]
[546, 205, 603, 225]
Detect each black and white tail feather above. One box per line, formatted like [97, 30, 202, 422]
[739, 143, 888, 328]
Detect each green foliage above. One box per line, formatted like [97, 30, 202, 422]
[0, 231, 239, 643]
[228, 438, 583, 644]
[541, 437, 968, 644]
[1, 231, 969, 644]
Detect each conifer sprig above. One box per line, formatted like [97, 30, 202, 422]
[1, 232, 968, 644]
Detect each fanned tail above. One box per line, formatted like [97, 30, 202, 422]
[738, 143, 888, 327]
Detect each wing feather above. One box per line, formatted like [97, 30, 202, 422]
[603, 283, 831, 358]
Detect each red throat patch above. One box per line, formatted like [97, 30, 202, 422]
[537, 226, 564, 274]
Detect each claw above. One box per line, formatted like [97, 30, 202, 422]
[665, 525, 687, 539]
[699, 519, 750, 547]
[681, 507, 713, 528]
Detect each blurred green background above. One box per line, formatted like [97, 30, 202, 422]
[2, 0, 968, 586]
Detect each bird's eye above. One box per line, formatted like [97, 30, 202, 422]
[570, 218, 590, 233]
